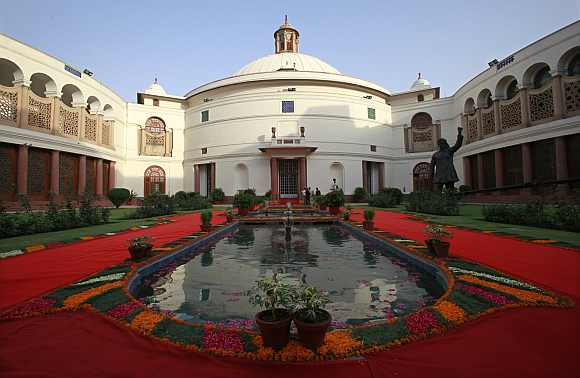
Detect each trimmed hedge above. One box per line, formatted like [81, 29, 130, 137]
[107, 188, 131, 208]
[483, 201, 580, 232]
[369, 188, 403, 208]
[406, 191, 459, 216]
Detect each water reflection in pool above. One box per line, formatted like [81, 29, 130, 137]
[137, 224, 444, 325]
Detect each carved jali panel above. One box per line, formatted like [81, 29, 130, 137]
[84, 117, 97, 141]
[59, 106, 79, 137]
[481, 110, 495, 136]
[529, 87, 554, 122]
[500, 98, 522, 130]
[0, 89, 17, 123]
[27, 148, 50, 198]
[564, 79, 580, 114]
[28, 96, 52, 130]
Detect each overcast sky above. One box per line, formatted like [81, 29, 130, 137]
[1, 0, 578, 101]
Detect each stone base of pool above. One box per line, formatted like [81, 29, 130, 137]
[0, 219, 572, 362]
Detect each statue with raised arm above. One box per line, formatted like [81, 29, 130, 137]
[430, 127, 464, 192]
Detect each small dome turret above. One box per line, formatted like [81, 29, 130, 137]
[144, 78, 167, 96]
[410, 72, 431, 90]
[274, 15, 300, 54]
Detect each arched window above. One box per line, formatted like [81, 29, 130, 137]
[495, 76, 519, 100]
[144, 165, 166, 196]
[0, 58, 24, 87]
[145, 117, 166, 133]
[506, 79, 519, 100]
[61, 84, 84, 107]
[533, 66, 552, 89]
[410, 112, 434, 152]
[413, 162, 432, 192]
[477, 89, 493, 109]
[568, 54, 580, 76]
[464, 98, 475, 114]
[234, 163, 249, 191]
[330, 162, 344, 190]
[30, 73, 57, 98]
[557, 47, 580, 76]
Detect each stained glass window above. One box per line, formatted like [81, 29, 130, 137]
[282, 101, 294, 113]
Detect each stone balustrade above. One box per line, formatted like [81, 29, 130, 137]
[0, 84, 114, 149]
[464, 75, 580, 144]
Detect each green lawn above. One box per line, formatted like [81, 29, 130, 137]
[353, 203, 580, 248]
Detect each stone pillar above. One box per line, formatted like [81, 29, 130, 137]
[378, 162, 385, 190]
[50, 150, 60, 195]
[299, 157, 307, 200]
[494, 149, 504, 191]
[270, 158, 279, 200]
[552, 74, 564, 120]
[476, 154, 485, 190]
[210, 163, 216, 193]
[78, 155, 86, 195]
[522, 143, 533, 184]
[493, 99, 501, 135]
[463, 157, 472, 188]
[17, 144, 29, 196]
[194, 165, 200, 193]
[109, 161, 116, 189]
[96, 159, 104, 196]
[519, 88, 530, 127]
[555, 136, 569, 195]
[362, 161, 368, 192]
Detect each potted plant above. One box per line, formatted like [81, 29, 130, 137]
[200, 210, 213, 232]
[363, 209, 375, 230]
[314, 195, 327, 211]
[293, 282, 332, 349]
[342, 208, 351, 221]
[325, 190, 344, 215]
[225, 208, 234, 223]
[249, 273, 297, 350]
[127, 236, 153, 260]
[234, 191, 255, 216]
[424, 224, 453, 258]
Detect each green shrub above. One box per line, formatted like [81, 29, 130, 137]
[264, 190, 272, 200]
[233, 191, 256, 209]
[483, 201, 580, 232]
[107, 188, 131, 208]
[459, 185, 472, 193]
[352, 187, 368, 203]
[131, 193, 175, 219]
[325, 189, 345, 207]
[380, 188, 403, 205]
[200, 210, 213, 226]
[210, 188, 225, 202]
[369, 190, 399, 208]
[174, 192, 211, 211]
[364, 208, 375, 221]
[406, 191, 459, 216]
[553, 202, 580, 232]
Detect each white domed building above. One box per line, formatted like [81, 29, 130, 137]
[0, 18, 579, 206]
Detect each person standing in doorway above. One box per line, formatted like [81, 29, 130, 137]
[305, 187, 311, 205]
[315, 187, 321, 196]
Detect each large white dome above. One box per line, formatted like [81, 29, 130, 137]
[236, 52, 340, 76]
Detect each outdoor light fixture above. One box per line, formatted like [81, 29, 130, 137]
[488, 59, 499, 67]
[83, 69, 93, 76]
[364, 95, 372, 99]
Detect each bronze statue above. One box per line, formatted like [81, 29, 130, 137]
[430, 127, 463, 191]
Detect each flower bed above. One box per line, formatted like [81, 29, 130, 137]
[0, 221, 573, 363]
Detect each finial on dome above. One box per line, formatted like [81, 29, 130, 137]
[410, 72, 431, 90]
[284, 15, 288, 25]
[274, 16, 299, 54]
[417, 72, 421, 80]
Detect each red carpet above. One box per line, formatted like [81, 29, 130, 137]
[0, 211, 224, 311]
[0, 209, 578, 377]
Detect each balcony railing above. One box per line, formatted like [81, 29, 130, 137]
[0, 84, 114, 149]
[465, 75, 580, 144]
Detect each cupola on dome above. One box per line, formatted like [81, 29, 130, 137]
[144, 78, 167, 96]
[410, 73, 431, 90]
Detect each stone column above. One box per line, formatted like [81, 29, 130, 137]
[270, 158, 278, 200]
[109, 161, 116, 189]
[362, 161, 368, 192]
[299, 157, 307, 200]
[522, 143, 533, 184]
[493, 99, 501, 135]
[552, 74, 564, 120]
[210, 163, 216, 193]
[194, 165, 200, 193]
[78, 155, 86, 195]
[463, 157, 472, 188]
[50, 150, 60, 195]
[555, 136, 569, 195]
[477, 154, 485, 190]
[519, 88, 530, 128]
[17, 144, 29, 196]
[494, 149, 504, 191]
[96, 159, 104, 196]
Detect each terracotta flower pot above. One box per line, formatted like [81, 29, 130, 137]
[363, 220, 374, 231]
[426, 239, 450, 258]
[328, 206, 340, 215]
[238, 207, 249, 216]
[200, 223, 212, 232]
[255, 309, 292, 350]
[128, 246, 152, 260]
[293, 309, 332, 349]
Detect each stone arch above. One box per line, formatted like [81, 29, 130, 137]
[477, 89, 493, 109]
[234, 163, 249, 191]
[412, 162, 432, 192]
[144, 165, 166, 196]
[103, 104, 114, 118]
[145, 117, 166, 133]
[0, 58, 24, 86]
[86, 95, 101, 113]
[30, 72, 58, 97]
[464, 97, 475, 114]
[61, 83, 84, 107]
[523, 62, 551, 89]
[329, 162, 344, 190]
[557, 46, 580, 76]
[495, 75, 518, 100]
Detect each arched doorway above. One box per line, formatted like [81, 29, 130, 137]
[413, 162, 432, 192]
[330, 162, 344, 191]
[144, 166, 166, 196]
[234, 163, 249, 191]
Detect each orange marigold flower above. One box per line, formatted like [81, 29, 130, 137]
[433, 300, 465, 323]
[318, 331, 362, 356]
[63, 281, 124, 309]
[458, 275, 556, 304]
[131, 310, 165, 334]
[278, 341, 315, 361]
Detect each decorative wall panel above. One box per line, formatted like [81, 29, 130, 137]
[59, 105, 79, 137]
[85, 158, 96, 195]
[27, 148, 51, 199]
[84, 116, 97, 141]
[28, 94, 52, 130]
[529, 86, 554, 122]
[500, 98, 522, 130]
[564, 78, 580, 115]
[0, 88, 17, 124]
[59, 153, 79, 197]
[0, 143, 17, 201]
[481, 109, 495, 136]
